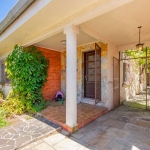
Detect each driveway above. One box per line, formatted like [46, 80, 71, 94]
[21, 105, 150, 150]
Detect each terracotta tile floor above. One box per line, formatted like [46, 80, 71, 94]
[41, 102, 108, 132]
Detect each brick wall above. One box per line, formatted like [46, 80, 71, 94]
[35, 46, 61, 100]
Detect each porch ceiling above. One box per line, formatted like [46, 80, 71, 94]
[81, 0, 150, 46]
[35, 30, 97, 51]
[0, 0, 133, 56]
[36, 0, 150, 50]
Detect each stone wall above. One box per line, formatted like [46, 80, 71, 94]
[61, 42, 108, 103]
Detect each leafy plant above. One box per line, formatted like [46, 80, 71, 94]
[0, 82, 5, 99]
[0, 89, 4, 99]
[0, 107, 9, 128]
[124, 48, 150, 83]
[4, 45, 49, 114]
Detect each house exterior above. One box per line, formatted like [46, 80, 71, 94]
[0, 0, 150, 128]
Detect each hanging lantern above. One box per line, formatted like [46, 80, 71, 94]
[136, 26, 144, 51]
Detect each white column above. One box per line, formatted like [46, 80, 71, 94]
[64, 25, 79, 127]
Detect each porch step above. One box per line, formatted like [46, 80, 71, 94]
[81, 98, 105, 107]
[41, 103, 108, 133]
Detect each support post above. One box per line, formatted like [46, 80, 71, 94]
[64, 25, 79, 127]
[146, 47, 148, 110]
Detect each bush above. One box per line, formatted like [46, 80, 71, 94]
[0, 107, 9, 128]
[4, 45, 49, 114]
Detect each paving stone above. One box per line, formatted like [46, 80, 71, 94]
[94, 135, 111, 149]
[123, 123, 149, 137]
[53, 138, 86, 150]
[124, 136, 148, 150]
[20, 140, 43, 150]
[80, 128, 104, 145]
[72, 127, 91, 139]
[7, 128, 18, 134]
[0, 139, 8, 146]
[104, 113, 121, 120]
[129, 118, 139, 125]
[24, 125, 37, 132]
[31, 142, 54, 150]
[0, 117, 60, 150]
[15, 136, 32, 147]
[137, 120, 150, 128]
[84, 121, 100, 130]
[102, 119, 125, 129]
[0, 145, 14, 150]
[70, 136, 89, 147]
[6, 139, 15, 145]
[102, 127, 130, 142]
[103, 139, 131, 150]
[95, 116, 108, 123]
[3, 132, 14, 139]
[61, 129, 70, 136]
[44, 133, 66, 146]
[1, 131, 9, 138]
[85, 145, 99, 150]
[118, 116, 130, 123]
[97, 124, 110, 131]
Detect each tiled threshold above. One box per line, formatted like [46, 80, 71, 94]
[41, 103, 108, 133]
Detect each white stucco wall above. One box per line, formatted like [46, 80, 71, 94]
[107, 42, 119, 110]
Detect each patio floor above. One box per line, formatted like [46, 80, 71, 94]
[41, 102, 108, 132]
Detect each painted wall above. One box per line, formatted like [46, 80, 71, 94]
[120, 59, 140, 102]
[107, 42, 119, 110]
[61, 42, 108, 104]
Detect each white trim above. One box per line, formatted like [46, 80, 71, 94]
[34, 44, 61, 52]
[0, 0, 53, 42]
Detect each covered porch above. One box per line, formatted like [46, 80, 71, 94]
[41, 102, 108, 133]
[1, 0, 150, 132]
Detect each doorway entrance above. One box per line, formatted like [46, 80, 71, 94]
[120, 47, 150, 110]
[84, 43, 101, 104]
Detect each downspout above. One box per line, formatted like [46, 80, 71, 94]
[0, 0, 35, 35]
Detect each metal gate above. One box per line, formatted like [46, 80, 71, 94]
[120, 47, 150, 110]
[113, 57, 120, 109]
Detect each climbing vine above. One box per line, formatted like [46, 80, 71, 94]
[124, 48, 150, 83]
[3, 45, 49, 114]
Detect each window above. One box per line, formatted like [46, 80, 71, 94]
[122, 62, 132, 86]
[0, 61, 11, 84]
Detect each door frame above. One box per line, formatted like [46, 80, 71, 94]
[113, 57, 120, 109]
[83, 43, 101, 104]
[84, 50, 95, 98]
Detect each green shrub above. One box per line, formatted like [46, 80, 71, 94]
[0, 89, 4, 99]
[4, 45, 49, 114]
[0, 107, 9, 128]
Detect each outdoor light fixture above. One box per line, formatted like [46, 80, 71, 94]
[61, 40, 66, 45]
[136, 26, 144, 51]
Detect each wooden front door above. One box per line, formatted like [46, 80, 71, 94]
[84, 51, 95, 98]
[84, 44, 101, 103]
